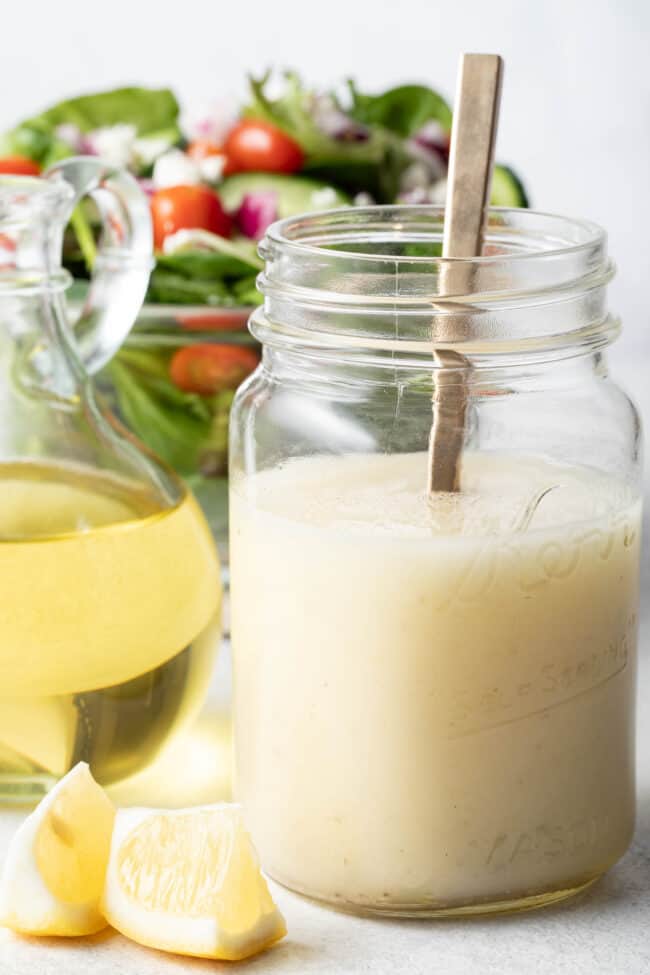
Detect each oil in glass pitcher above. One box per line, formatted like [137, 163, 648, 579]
[0, 159, 222, 802]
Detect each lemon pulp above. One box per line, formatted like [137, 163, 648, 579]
[0, 762, 115, 936]
[104, 805, 287, 960]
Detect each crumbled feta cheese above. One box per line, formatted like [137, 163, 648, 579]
[85, 125, 137, 168]
[429, 178, 448, 204]
[54, 124, 85, 152]
[180, 99, 238, 144]
[133, 134, 176, 168]
[162, 229, 219, 254]
[198, 154, 227, 184]
[353, 192, 375, 206]
[399, 161, 434, 194]
[152, 149, 201, 189]
[396, 187, 430, 205]
[311, 187, 339, 209]
[405, 139, 447, 182]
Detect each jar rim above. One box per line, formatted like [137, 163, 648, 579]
[263, 205, 607, 267]
[255, 205, 617, 360]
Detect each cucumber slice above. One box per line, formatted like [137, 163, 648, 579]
[219, 173, 350, 218]
[490, 165, 529, 207]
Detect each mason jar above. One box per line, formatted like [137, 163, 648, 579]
[229, 206, 642, 917]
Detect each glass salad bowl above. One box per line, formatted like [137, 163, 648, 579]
[94, 302, 258, 559]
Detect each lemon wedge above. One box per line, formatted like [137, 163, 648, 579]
[102, 804, 286, 961]
[0, 762, 115, 936]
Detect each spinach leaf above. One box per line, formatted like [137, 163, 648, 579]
[104, 348, 238, 480]
[1, 87, 180, 164]
[24, 87, 179, 136]
[157, 233, 262, 274]
[347, 82, 452, 137]
[146, 269, 232, 306]
[303, 140, 407, 204]
[0, 123, 73, 167]
[155, 252, 255, 281]
[231, 275, 262, 306]
[147, 235, 263, 306]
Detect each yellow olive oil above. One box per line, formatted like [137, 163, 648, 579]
[0, 463, 222, 801]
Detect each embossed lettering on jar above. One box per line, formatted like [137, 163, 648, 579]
[229, 206, 642, 917]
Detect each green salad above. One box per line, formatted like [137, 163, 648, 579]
[0, 73, 528, 545]
[1, 72, 527, 306]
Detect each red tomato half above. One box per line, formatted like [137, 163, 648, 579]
[0, 156, 41, 176]
[150, 185, 232, 249]
[223, 121, 304, 174]
[170, 344, 259, 395]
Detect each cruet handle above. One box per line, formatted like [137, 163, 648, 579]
[45, 156, 153, 375]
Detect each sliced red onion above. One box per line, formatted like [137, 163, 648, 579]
[55, 124, 87, 153]
[180, 99, 238, 144]
[400, 139, 447, 191]
[195, 118, 215, 138]
[236, 192, 279, 240]
[412, 120, 450, 160]
[312, 96, 369, 143]
[78, 135, 98, 154]
[137, 178, 156, 198]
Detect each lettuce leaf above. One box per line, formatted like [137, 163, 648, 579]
[104, 352, 211, 474]
[243, 72, 408, 201]
[160, 230, 262, 271]
[103, 346, 237, 481]
[146, 236, 263, 306]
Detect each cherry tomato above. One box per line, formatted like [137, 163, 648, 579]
[170, 344, 259, 395]
[0, 156, 41, 176]
[150, 185, 231, 249]
[177, 310, 250, 332]
[223, 121, 304, 174]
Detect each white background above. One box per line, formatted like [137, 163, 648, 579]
[0, 9, 649, 972]
[2, 0, 649, 350]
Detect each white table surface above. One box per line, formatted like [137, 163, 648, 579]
[1, 348, 649, 975]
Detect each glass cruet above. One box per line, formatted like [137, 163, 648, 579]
[0, 158, 222, 803]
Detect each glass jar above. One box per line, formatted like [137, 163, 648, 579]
[229, 206, 642, 917]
